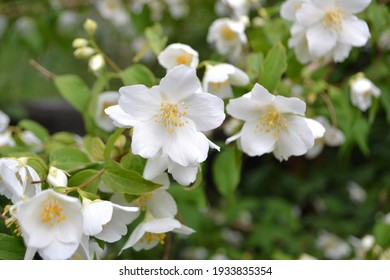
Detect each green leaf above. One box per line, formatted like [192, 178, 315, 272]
[83, 136, 105, 161]
[121, 64, 156, 87]
[374, 222, 390, 247]
[104, 128, 125, 161]
[26, 156, 48, 180]
[53, 75, 91, 112]
[246, 52, 264, 83]
[18, 119, 49, 142]
[49, 147, 91, 171]
[212, 147, 242, 197]
[102, 161, 161, 195]
[0, 234, 25, 260]
[68, 169, 101, 194]
[120, 152, 146, 175]
[352, 113, 370, 156]
[145, 23, 168, 55]
[259, 42, 287, 92]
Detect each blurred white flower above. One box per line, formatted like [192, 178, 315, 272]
[317, 231, 351, 259]
[350, 74, 381, 111]
[181, 246, 208, 260]
[95, 92, 120, 132]
[164, 0, 189, 19]
[20, 131, 42, 146]
[47, 166, 68, 187]
[158, 43, 199, 70]
[202, 63, 249, 99]
[306, 116, 345, 159]
[74, 47, 95, 59]
[13, 189, 83, 260]
[57, 10, 80, 31]
[207, 18, 247, 58]
[221, 228, 244, 247]
[379, 28, 390, 51]
[95, 0, 130, 27]
[347, 181, 367, 204]
[89, 54, 105, 73]
[280, 0, 307, 21]
[349, 234, 375, 259]
[0, 110, 10, 132]
[0, 157, 41, 203]
[226, 83, 325, 161]
[215, 0, 252, 17]
[106, 65, 225, 167]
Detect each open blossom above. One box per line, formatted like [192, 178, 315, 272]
[105, 65, 225, 167]
[226, 84, 325, 161]
[207, 18, 247, 57]
[281, 0, 371, 63]
[95, 92, 120, 132]
[350, 74, 381, 111]
[158, 43, 199, 71]
[0, 157, 41, 203]
[13, 189, 83, 260]
[202, 63, 249, 99]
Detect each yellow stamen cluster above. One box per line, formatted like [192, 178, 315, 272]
[255, 110, 287, 139]
[175, 53, 193, 66]
[323, 7, 345, 31]
[3, 205, 21, 236]
[222, 25, 236, 41]
[144, 232, 166, 245]
[135, 193, 154, 211]
[155, 102, 188, 133]
[41, 199, 67, 227]
[209, 80, 229, 93]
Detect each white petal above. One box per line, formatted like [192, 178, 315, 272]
[104, 105, 135, 128]
[306, 141, 325, 159]
[164, 121, 210, 166]
[82, 200, 113, 236]
[143, 153, 169, 181]
[337, 0, 371, 14]
[143, 217, 181, 233]
[251, 84, 275, 103]
[304, 118, 326, 139]
[280, 0, 305, 21]
[332, 43, 352, 62]
[296, 2, 325, 26]
[24, 247, 37, 260]
[306, 24, 337, 57]
[146, 188, 177, 218]
[273, 116, 315, 161]
[159, 65, 201, 101]
[119, 85, 160, 121]
[185, 92, 225, 131]
[226, 94, 261, 121]
[39, 239, 79, 260]
[339, 17, 370, 47]
[173, 224, 195, 235]
[273, 96, 306, 115]
[169, 162, 199, 186]
[240, 121, 277, 157]
[121, 223, 146, 251]
[226, 132, 242, 145]
[131, 122, 168, 159]
[228, 66, 250, 86]
[56, 200, 83, 244]
[132, 237, 159, 251]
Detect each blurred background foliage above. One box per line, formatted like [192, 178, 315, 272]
[1, 0, 390, 260]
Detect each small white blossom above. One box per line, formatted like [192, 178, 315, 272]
[350, 74, 381, 111]
[158, 43, 199, 71]
[0, 110, 10, 132]
[89, 54, 105, 73]
[349, 235, 375, 259]
[202, 63, 249, 99]
[317, 231, 351, 259]
[215, 0, 252, 17]
[226, 83, 325, 161]
[13, 189, 83, 260]
[95, 92, 120, 132]
[106, 65, 225, 167]
[74, 47, 95, 59]
[95, 0, 130, 27]
[47, 166, 68, 187]
[379, 28, 390, 51]
[164, 0, 189, 19]
[346, 181, 367, 204]
[207, 18, 247, 58]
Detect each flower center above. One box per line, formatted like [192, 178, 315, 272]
[144, 232, 166, 245]
[135, 193, 154, 211]
[255, 110, 287, 139]
[323, 7, 345, 30]
[222, 25, 236, 41]
[155, 102, 188, 133]
[41, 199, 67, 227]
[209, 80, 229, 93]
[175, 53, 193, 66]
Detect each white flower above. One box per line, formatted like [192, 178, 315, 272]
[95, 92, 120, 132]
[89, 54, 105, 73]
[280, 0, 307, 21]
[143, 150, 200, 186]
[72, 235, 106, 260]
[164, 0, 189, 19]
[379, 28, 390, 51]
[202, 63, 249, 99]
[13, 189, 83, 260]
[0, 158, 41, 203]
[349, 234, 375, 259]
[289, 0, 371, 62]
[47, 166, 68, 187]
[95, 0, 130, 27]
[0, 110, 10, 132]
[158, 43, 199, 70]
[106, 65, 225, 167]
[207, 18, 247, 57]
[122, 211, 194, 252]
[350, 74, 381, 111]
[306, 116, 345, 159]
[226, 83, 325, 161]
[346, 181, 366, 204]
[215, 0, 251, 17]
[82, 198, 139, 243]
[317, 231, 351, 259]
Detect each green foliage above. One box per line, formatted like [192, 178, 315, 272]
[121, 64, 156, 87]
[18, 119, 50, 142]
[49, 147, 91, 171]
[145, 23, 168, 55]
[0, 234, 26, 260]
[259, 43, 287, 92]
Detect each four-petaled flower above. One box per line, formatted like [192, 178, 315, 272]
[158, 43, 199, 71]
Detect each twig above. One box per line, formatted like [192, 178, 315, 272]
[65, 168, 105, 194]
[162, 233, 172, 260]
[320, 91, 337, 128]
[29, 59, 56, 80]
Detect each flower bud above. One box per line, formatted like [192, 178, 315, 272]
[83, 18, 97, 35]
[89, 54, 105, 72]
[47, 166, 68, 187]
[72, 38, 89, 48]
[73, 46, 95, 59]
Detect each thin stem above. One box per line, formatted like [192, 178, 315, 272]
[320, 92, 337, 128]
[162, 233, 172, 260]
[29, 59, 56, 80]
[89, 39, 122, 74]
[65, 168, 105, 194]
